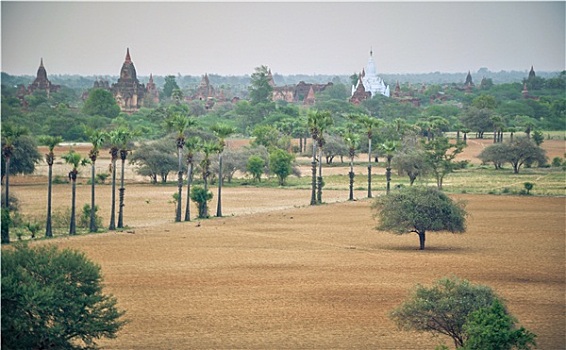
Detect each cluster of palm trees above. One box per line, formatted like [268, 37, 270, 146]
[1, 126, 137, 243]
[307, 111, 399, 205]
[166, 113, 235, 221]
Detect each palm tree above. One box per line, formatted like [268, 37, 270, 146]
[1, 124, 28, 243]
[184, 137, 201, 221]
[379, 141, 398, 195]
[107, 128, 122, 230]
[39, 135, 63, 237]
[62, 149, 89, 235]
[116, 129, 136, 229]
[199, 140, 221, 218]
[353, 114, 382, 198]
[211, 123, 236, 217]
[308, 110, 333, 204]
[344, 132, 360, 201]
[85, 129, 105, 232]
[166, 114, 196, 222]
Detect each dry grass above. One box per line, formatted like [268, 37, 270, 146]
[8, 181, 566, 349]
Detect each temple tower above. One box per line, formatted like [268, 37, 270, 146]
[111, 48, 145, 112]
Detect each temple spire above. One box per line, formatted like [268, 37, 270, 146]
[40, 57, 44, 67]
[125, 48, 131, 63]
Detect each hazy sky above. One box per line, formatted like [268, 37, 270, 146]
[1, 1, 564, 77]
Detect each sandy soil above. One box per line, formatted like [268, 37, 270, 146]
[9, 181, 566, 349]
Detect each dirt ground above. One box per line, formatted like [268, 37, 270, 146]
[10, 180, 566, 349]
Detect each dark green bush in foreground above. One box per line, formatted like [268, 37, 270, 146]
[1, 244, 126, 349]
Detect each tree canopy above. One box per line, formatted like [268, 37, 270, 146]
[1, 244, 126, 349]
[372, 186, 466, 250]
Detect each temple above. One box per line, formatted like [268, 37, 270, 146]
[111, 48, 146, 112]
[350, 50, 389, 103]
[20, 58, 61, 97]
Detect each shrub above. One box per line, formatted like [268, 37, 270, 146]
[79, 204, 103, 230]
[1, 244, 126, 349]
[190, 186, 212, 219]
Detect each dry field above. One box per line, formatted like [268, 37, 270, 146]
[5, 137, 565, 349]
[9, 182, 566, 349]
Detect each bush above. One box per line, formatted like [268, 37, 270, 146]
[1, 244, 126, 349]
[79, 204, 103, 230]
[190, 186, 212, 219]
[390, 276, 536, 349]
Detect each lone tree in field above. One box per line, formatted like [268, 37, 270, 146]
[62, 149, 89, 235]
[390, 276, 536, 349]
[2, 244, 126, 349]
[372, 186, 466, 250]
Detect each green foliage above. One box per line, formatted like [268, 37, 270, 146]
[1, 134, 42, 180]
[422, 136, 466, 189]
[247, 155, 265, 182]
[163, 75, 180, 98]
[130, 139, 177, 184]
[1, 244, 126, 349]
[269, 149, 295, 186]
[249, 65, 273, 105]
[551, 156, 563, 167]
[479, 138, 546, 174]
[462, 299, 537, 350]
[190, 186, 213, 219]
[373, 186, 466, 250]
[531, 130, 544, 146]
[79, 204, 103, 230]
[523, 182, 534, 195]
[82, 88, 120, 119]
[390, 277, 500, 348]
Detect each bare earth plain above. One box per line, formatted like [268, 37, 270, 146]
[6, 138, 566, 349]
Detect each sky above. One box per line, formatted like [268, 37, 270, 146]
[1, 1, 564, 77]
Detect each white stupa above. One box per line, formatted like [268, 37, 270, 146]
[352, 49, 390, 98]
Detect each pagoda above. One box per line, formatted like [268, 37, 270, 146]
[27, 58, 60, 97]
[111, 48, 146, 112]
[351, 49, 389, 100]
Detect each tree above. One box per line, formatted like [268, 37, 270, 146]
[82, 88, 120, 119]
[163, 75, 180, 98]
[249, 65, 273, 105]
[393, 134, 430, 186]
[422, 136, 466, 190]
[1, 133, 41, 183]
[1, 124, 29, 244]
[460, 107, 494, 139]
[372, 186, 466, 250]
[62, 149, 89, 235]
[247, 155, 265, 182]
[115, 129, 136, 229]
[351, 114, 383, 198]
[200, 141, 221, 218]
[130, 140, 177, 184]
[463, 299, 537, 350]
[379, 141, 398, 195]
[166, 113, 196, 222]
[269, 148, 294, 186]
[390, 277, 506, 348]
[39, 135, 63, 237]
[344, 132, 360, 201]
[184, 137, 201, 221]
[211, 123, 236, 217]
[1, 244, 126, 349]
[107, 129, 121, 230]
[479, 138, 546, 174]
[85, 129, 105, 232]
[308, 110, 333, 204]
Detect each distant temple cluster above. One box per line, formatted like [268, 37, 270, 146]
[18, 48, 541, 112]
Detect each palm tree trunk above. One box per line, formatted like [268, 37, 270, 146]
[386, 159, 392, 195]
[117, 157, 126, 228]
[184, 162, 193, 221]
[203, 162, 209, 218]
[70, 175, 77, 235]
[348, 155, 354, 201]
[176, 148, 183, 222]
[109, 160, 116, 230]
[367, 139, 373, 198]
[46, 164, 53, 237]
[89, 162, 97, 232]
[2, 157, 11, 243]
[317, 145, 323, 204]
[216, 153, 223, 217]
[310, 142, 317, 205]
